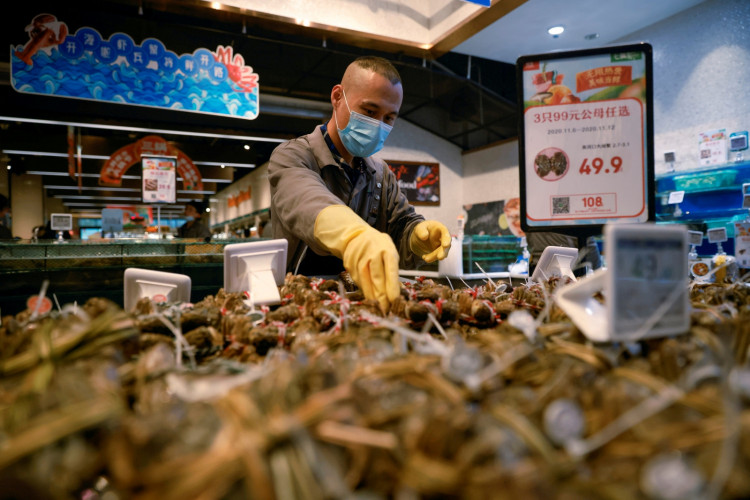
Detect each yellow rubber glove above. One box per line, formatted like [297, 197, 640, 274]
[410, 220, 452, 263]
[314, 204, 401, 313]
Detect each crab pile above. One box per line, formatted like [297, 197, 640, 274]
[1, 273, 750, 499]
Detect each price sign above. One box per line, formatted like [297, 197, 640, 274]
[142, 155, 177, 204]
[687, 230, 703, 247]
[707, 227, 728, 244]
[517, 43, 654, 234]
[668, 191, 685, 204]
[50, 213, 73, 231]
[607, 223, 689, 340]
[555, 223, 689, 342]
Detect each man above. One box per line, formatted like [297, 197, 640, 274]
[0, 194, 12, 240]
[178, 200, 212, 240]
[268, 56, 451, 312]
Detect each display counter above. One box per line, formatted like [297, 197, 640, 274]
[0, 239, 248, 315]
[655, 159, 750, 255]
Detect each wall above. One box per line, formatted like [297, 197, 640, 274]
[382, 119, 465, 235]
[462, 0, 750, 205]
[617, 0, 749, 174]
[210, 164, 271, 230]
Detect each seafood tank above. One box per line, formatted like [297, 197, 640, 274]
[1, 270, 750, 499]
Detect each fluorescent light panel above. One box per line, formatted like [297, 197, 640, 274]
[5, 149, 255, 169]
[0, 116, 287, 143]
[26, 171, 231, 183]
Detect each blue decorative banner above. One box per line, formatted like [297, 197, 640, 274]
[10, 13, 259, 119]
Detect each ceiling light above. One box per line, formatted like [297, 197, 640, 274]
[548, 26, 565, 37]
[0, 116, 287, 143]
[206, 208, 211, 212]
[244, 144, 250, 150]
[6, 165, 10, 170]
[221, 164, 225, 169]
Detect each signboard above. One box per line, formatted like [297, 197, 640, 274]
[463, 197, 524, 237]
[101, 208, 124, 234]
[142, 155, 176, 204]
[10, 13, 259, 120]
[386, 161, 440, 206]
[698, 129, 728, 167]
[516, 43, 654, 235]
[50, 213, 73, 231]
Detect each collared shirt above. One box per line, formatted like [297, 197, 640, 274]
[320, 122, 363, 186]
[268, 124, 424, 276]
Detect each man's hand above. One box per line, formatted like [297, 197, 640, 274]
[410, 220, 451, 263]
[315, 205, 400, 313]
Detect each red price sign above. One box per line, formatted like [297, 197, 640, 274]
[579, 156, 623, 175]
[519, 43, 653, 229]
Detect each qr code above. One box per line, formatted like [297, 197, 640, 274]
[552, 197, 570, 214]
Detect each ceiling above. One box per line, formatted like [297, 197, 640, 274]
[0, 0, 707, 216]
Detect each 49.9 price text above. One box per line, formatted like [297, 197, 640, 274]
[579, 156, 622, 175]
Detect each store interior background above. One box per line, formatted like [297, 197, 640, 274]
[0, 0, 748, 241]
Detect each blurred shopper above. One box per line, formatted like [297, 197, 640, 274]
[178, 200, 211, 240]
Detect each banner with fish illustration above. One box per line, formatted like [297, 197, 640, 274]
[386, 161, 440, 206]
[516, 43, 654, 233]
[9, 13, 259, 120]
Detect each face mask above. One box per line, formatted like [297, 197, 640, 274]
[335, 88, 393, 158]
[185, 216, 195, 222]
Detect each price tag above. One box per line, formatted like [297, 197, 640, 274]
[518, 43, 653, 231]
[734, 222, 750, 268]
[555, 223, 689, 342]
[607, 223, 689, 339]
[668, 191, 685, 204]
[687, 230, 703, 247]
[707, 227, 728, 244]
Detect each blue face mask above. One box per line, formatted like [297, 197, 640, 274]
[335, 88, 393, 158]
[184, 216, 195, 222]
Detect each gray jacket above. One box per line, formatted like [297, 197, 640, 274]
[268, 126, 424, 274]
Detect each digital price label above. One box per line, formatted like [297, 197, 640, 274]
[607, 223, 689, 339]
[517, 43, 654, 233]
[707, 226, 728, 244]
[687, 230, 703, 247]
[555, 223, 689, 342]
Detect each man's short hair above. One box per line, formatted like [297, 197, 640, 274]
[353, 56, 401, 86]
[0, 194, 8, 211]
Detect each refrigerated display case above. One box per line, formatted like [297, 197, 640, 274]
[0, 240, 245, 315]
[655, 159, 750, 256]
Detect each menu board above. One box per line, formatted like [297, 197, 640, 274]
[142, 155, 176, 204]
[516, 43, 654, 234]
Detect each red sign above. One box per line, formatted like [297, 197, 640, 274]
[99, 135, 203, 191]
[576, 66, 632, 93]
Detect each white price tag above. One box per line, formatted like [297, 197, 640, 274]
[524, 99, 645, 222]
[607, 224, 689, 339]
[735, 223, 750, 268]
[687, 230, 703, 247]
[555, 223, 689, 342]
[668, 191, 685, 204]
[707, 227, 728, 244]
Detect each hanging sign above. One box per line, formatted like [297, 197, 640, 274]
[516, 43, 654, 234]
[99, 135, 202, 191]
[10, 13, 259, 120]
[142, 155, 176, 204]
